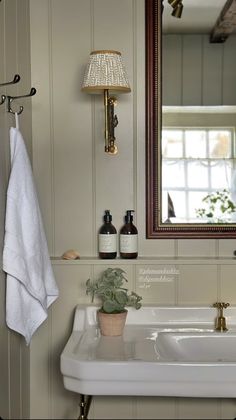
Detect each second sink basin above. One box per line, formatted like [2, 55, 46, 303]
[155, 331, 236, 362]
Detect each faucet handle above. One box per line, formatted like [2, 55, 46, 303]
[213, 302, 230, 310]
[213, 302, 230, 332]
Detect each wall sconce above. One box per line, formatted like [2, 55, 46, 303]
[168, 0, 184, 18]
[82, 50, 131, 155]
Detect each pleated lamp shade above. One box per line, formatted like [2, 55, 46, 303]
[82, 50, 131, 93]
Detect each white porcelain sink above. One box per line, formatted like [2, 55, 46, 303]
[155, 331, 236, 362]
[60, 305, 236, 398]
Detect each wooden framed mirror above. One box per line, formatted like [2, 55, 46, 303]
[146, 0, 236, 238]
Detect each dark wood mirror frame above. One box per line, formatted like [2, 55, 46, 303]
[145, 0, 236, 239]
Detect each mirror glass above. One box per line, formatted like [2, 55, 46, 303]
[146, 0, 236, 238]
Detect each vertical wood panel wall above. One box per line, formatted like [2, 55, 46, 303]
[36, 259, 236, 420]
[0, 0, 9, 413]
[0, 1, 32, 419]
[27, 1, 236, 419]
[31, 0, 136, 260]
[31, 2, 236, 262]
[1, 1, 236, 419]
[163, 34, 236, 106]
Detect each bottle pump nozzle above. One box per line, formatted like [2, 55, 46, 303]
[125, 210, 135, 223]
[104, 210, 112, 222]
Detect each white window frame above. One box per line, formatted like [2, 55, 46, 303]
[162, 107, 236, 222]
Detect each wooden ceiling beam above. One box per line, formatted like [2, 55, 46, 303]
[210, 0, 236, 43]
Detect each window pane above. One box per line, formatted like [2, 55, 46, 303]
[211, 161, 232, 189]
[162, 130, 183, 157]
[162, 160, 185, 188]
[185, 131, 206, 158]
[187, 161, 209, 188]
[209, 130, 231, 158]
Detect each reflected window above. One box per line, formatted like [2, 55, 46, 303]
[162, 126, 235, 222]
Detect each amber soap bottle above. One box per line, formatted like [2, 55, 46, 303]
[120, 210, 138, 259]
[98, 210, 117, 259]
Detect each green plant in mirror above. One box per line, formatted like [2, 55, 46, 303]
[86, 267, 142, 314]
[195, 189, 236, 223]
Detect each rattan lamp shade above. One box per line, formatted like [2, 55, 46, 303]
[82, 50, 131, 93]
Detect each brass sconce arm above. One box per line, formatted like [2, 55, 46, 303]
[104, 89, 118, 154]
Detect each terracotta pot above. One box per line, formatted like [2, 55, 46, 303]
[97, 310, 127, 336]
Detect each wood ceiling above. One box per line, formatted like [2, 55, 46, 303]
[210, 0, 236, 43]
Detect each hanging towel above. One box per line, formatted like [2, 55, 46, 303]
[3, 123, 59, 345]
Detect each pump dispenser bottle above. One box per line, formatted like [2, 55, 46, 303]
[98, 210, 117, 259]
[120, 210, 138, 259]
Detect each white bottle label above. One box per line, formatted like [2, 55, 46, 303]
[99, 234, 117, 253]
[120, 234, 138, 253]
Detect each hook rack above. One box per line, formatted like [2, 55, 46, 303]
[0, 74, 21, 106]
[5, 87, 37, 115]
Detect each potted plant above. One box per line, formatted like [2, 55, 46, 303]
[86, 267, 142, 336]
[195, 189, 236, 223]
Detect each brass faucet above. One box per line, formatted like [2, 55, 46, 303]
[213, 302, 230, 332]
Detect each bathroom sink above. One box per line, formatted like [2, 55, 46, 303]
[60, 305, 236, 398]
[155, 331, 236, 362]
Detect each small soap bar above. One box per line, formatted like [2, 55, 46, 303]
[62, 249, 80, 260]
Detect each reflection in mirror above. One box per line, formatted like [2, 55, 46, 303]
[146, 0, 236, 238]
[162, 106, 236, 224]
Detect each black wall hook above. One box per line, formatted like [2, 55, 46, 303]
[0, 74, 20, 87]
[0, 74, 21, 106]
[0, 95, 6, 105]
[6, 87, 37, 114]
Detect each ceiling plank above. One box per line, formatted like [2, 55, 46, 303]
[210, 0, 236, 43]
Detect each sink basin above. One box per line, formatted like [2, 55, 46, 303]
[60, 305, 236, 398]
[155, 331, 236, 362]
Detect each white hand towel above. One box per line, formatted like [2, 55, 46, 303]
[3, 126, 59, 345]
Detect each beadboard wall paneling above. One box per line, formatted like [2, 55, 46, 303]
[30, 0, 54, 253]
[29, 0, 236, 419]
[93, 0, 135, 243]
[52, 0, 94, 258]
[0, 1, 9, 417]
[31, 4, 236, 259]
[202, 37, 223, 105]
[223, 36, 236, 104]
[16, 0, 33, 157]
[182, 36, 202, 105]
[35, 258, 236, 420]
[30, 0, 94, 258]
[0, 1, 32, 419]
[163, 34, 236, 107]
[162, 35, 182, 106]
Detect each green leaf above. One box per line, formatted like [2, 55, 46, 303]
[115, 290, 128, 306]
[103, 300, 121, 313]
